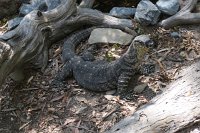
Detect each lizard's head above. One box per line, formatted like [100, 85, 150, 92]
[135, 39, 155, 60]
[127, 39, 155, 60]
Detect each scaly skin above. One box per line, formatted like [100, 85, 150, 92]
[53, 27, 154, 94]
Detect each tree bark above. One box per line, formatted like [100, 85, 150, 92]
[106, 61, 200, 133]
[0, 0, 133, 86]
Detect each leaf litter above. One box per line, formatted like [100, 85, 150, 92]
[1, 24, 200, 133]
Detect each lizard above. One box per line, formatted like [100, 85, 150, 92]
[52, 27, 155, 94]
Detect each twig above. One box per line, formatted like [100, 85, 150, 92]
[19, 88, 39, 91]
[1, 108, 17, 112]
[102, 106, 119, 121]
[19, 121, 32, 130]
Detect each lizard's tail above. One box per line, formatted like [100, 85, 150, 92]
[62, 26, 136, 62]
[62, 27, 95, 62]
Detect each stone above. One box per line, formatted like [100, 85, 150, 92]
[19, 0, 49, 16]
[134, 84, 147, 93]
[134, 34, 154, 45]
[19, 4, 34, 16]
[7, 17, 23, 30]
[134, 0, 161, 25]
[170, 32, 181, 38]
[45, 0, 61, 10]
[156, 0, 180, 15]
[31, 0, 47, 11]
[88, 28, 134, 45]
[109, 7, 136, 18]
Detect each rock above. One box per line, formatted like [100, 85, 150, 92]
[8, 17, 23, 30]
[88, 28, 134, 45]
[31, 0, 47, 11]
[109, 7, 136, 18]
[134, 84, 147, 93]
[19, 0, 47, 16]
[45, 0, 61, 10]
[19, 4, 34, 16]
[134, 0, 161, 25]
[134, 34, 155, 46]
[170, 32, 181, 38]
[156, 0, 180, 15]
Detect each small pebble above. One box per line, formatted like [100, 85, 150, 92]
[170, 32, 181, 38]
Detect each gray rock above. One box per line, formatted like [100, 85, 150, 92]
[170, 32, 181, 38]
[156, 0, 180, 15]
[19, 4, 34, 16]
[8, 17, 23, 30]
[88, 28, 134, 45]
[31, 0, 47, 11]
[134, 0, 161, 25]
[134, 84, 147, 93]
[45, 0, 61, 10]
[134, 34, 151, 44]
[109, 7, 136, 18]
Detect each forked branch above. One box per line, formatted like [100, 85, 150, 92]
[0, 0, 133, 87]
[160, 0, 200, 29]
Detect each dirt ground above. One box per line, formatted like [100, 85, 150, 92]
[1, 24, 200, 133]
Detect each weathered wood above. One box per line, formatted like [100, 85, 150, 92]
[0, 0, 133, 86]
[160, 0, 200, 29]
[106, 61, 200, 133]
[79, 0, 95, 8]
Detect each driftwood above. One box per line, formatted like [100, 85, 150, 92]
[0, 0, 133, 86]
[161, 0, 200, 29]
[79, 0, 95, 8]
[106, 61, 200, 133]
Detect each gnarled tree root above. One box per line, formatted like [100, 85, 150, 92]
[160, 0, 200, 29]
[0, 0, 133, 87]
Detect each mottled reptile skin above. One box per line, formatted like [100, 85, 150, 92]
[53, 28, 155, 94]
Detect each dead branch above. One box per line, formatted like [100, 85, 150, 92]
[0, 0, 133, 86]
[160, 0, 200, 29]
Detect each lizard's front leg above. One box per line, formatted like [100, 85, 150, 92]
[117, 72, 133, 96]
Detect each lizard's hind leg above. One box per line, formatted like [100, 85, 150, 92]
[51, 63, 73, 88]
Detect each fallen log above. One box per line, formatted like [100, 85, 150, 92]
[106, 60, 200, 133]
[160, 0, 200, 29]
[0, 0, 133, 86]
